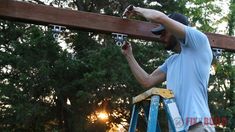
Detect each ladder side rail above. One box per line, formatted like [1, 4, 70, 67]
[147, 95, 161, 132]
[128, 104, 140, 132]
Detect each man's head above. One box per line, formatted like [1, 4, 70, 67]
[151, 13, 189, 50]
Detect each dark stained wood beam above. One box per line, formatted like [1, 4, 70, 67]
[0, 0, 159, 41]
[0, 0, 235, 51]
[206, 33, 235, 52]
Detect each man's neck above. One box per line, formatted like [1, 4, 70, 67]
[173, 43, 181, 53]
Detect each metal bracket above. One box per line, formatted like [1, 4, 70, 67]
[212, 48, 223, 59]
[112, 33, 128, 47]
[49, 25, 66, 39]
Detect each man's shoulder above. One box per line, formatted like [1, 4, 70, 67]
[186, 26, 207, 39]
[166, 54, 179, 63]
[182, 26, 210, 50]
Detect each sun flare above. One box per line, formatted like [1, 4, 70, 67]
[97, 111, 109, 120]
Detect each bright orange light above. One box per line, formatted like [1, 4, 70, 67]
[108, 124, 125, 132]
[97, 111, 108, 120]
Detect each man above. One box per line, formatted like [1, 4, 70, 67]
[122, 5, 215, 132]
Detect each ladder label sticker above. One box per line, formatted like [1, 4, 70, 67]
[168, 102, 184, 131]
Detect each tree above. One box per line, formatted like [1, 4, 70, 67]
[0, 21, 62, 131]
[208, 0, 235, 131]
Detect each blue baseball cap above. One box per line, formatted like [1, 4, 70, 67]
[151, 13, 189, 35]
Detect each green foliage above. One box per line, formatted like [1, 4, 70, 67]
[208, 0, 235, 131]
[0, 0, 234, 131]
[209, 52, 235, 131]
[0, 21, 61, 131]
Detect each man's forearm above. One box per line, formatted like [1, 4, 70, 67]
[134, 7, 165, 23]
[125, 54, 151, 88]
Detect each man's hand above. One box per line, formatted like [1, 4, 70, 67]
[122, 5, 137, 18]
[121, 41, 132, 56]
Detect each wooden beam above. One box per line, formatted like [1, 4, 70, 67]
[206, 33, 235, 52]
[0, 0, 159, 41]
[0, 0, 235, 51]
